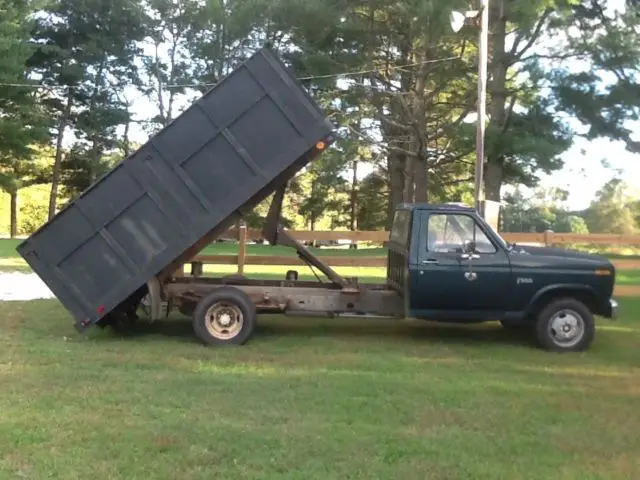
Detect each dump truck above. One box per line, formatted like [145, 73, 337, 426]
[17, 47, 618, 353]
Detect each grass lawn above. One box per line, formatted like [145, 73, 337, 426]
[1, 297, 640, 478]
[1, 239, 640, 477]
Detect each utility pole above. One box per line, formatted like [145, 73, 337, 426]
[475, 0, 489, 214]
[450, 0, 490, 215]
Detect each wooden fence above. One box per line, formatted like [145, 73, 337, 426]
[182, 227, 640, 297]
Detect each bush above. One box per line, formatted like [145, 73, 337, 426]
[19, 198, 48, 235]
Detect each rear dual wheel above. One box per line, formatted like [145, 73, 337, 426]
[192, 287, 257, 345]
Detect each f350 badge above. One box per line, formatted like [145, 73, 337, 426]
[517, 277, 533, 285]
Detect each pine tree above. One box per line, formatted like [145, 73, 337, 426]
[0, 0, 51, 236]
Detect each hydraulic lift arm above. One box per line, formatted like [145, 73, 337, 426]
[262, 183, 348, 288]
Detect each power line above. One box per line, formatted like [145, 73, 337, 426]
[295, 56, 461, 81]
[0, 55, 461, 91]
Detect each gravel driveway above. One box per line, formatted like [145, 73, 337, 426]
[0, 272, 55, 301]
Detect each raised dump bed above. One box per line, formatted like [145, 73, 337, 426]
[17, 46, 334, 330]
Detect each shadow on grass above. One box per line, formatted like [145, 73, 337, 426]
[96, 314, 535, 349]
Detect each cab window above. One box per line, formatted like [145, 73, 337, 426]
[389, 210, 411, 247]
[427, 213, 496, 254]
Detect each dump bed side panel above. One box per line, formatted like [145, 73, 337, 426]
[17, 47, 333, 325]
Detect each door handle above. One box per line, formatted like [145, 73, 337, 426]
[421, 259, 438, 264]
[461, 253, 480, 260]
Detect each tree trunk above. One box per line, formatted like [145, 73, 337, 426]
[387, 152, 405, 226]
[485, 161, 503, 202]
[382, 36, 413, 228]
[403, 155, 414, 204]
[309, 217, 315, 237]
[154, 40, 167, 126]
[485, 0, 508, 202]
[411, 42, 430, 204]
[413, 158, 427, 203]
[49, 88, 73, 220]
[349, 159, 358, 249]
[123, 114, 131, 158]
[89, 61, 106, 184]
[350, 159, 358, 231]
[10, 190, 17, 239]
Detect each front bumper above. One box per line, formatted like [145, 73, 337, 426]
[609, 298, 618, 320]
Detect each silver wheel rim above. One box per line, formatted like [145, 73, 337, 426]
[205, 302, 244, 340]
[548, 309, 585, 348]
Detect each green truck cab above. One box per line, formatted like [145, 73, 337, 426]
[387, 203, 618, 352]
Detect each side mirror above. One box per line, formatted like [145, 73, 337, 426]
[462, 240, 476, 254]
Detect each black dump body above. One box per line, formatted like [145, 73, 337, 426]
[17, 47, 334, 329]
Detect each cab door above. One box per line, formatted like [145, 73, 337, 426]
[409, 210, 512, 319]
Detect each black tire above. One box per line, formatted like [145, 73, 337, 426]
[192, 287, 256, 346]
[104, 311, 138, 336]
[534, 298, 595, 352]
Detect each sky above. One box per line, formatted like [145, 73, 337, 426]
[531, 134, 640, 210]
[509, 0, 640, 210]
[121, 0, 639, 212]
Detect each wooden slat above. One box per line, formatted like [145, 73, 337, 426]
[501, 232, 546, 243]
[192, 256, 640, 270]
[214, 228, 640, 245]
[192, 255, 239, 265]
[192, 256, 640, 271]
[216, 228, 389, 242]
[284, 230, 389, 242]
[612, 259, 640, 270]
[614, 285, 640, 296]
[548, 233, 640, 245]
[192, 255, 387, 267]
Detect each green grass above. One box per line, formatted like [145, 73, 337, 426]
[1, 298, 640, 478]
[2, 241, 640, 477]
[616, 270, 640, 285]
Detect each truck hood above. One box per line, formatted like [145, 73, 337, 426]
[509, 244, 612, 269]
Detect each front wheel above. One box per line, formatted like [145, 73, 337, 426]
[535, 298, 595, 352]
[192, 287, 257, 346]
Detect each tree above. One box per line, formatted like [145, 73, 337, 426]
[141, 0, 201, 132]
[0, 0, 51, 236]
[272, 0, 582, 226]
[274, 0, 479, 225]
[356, 171, 388, 231]
[0, 146, 53, 238]
[188, 0, 272, 90]
[59, 146, 122, 201]
[554, 213, 589, 234]
[480, 0, 579, 201]
[28, 0, 146, 217]
[552, 1, 640, 154]
[633, 199, 640, 226]
[501, 186, 590, 233]
[585, 179, 638, 234]
[297, 152, 347, 231]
